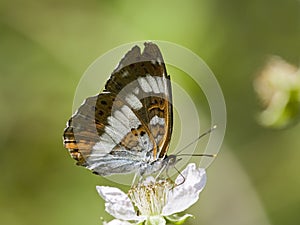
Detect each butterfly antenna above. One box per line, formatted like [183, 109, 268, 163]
[175, 125, 217, 157]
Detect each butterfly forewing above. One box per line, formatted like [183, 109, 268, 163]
[63, 42, 173, 176]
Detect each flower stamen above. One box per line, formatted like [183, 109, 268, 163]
[128, 178, 173, 216]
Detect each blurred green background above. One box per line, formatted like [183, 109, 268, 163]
[0, 0, 299, 225]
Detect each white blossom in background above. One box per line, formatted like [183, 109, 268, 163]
[97, 163, 207, 225]
[254, 56, 300, 128]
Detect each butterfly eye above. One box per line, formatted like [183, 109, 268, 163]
[167, 155, 177, 166]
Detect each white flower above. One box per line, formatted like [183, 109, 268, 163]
[97, 163, 206, 225]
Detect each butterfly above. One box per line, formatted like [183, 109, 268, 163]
[63, 42, 175, 177]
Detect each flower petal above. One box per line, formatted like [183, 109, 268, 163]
[96, 186, 140, 221]
[162, 163, 206, 215]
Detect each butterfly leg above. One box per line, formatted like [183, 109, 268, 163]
[173, 165, 185, 186]
[154, 163, 167, 181]
[131, 172, 140, 187]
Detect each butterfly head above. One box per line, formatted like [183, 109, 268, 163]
[164, 154, 182, 168]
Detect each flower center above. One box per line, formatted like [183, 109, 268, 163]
[128, 178, 173, 216]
